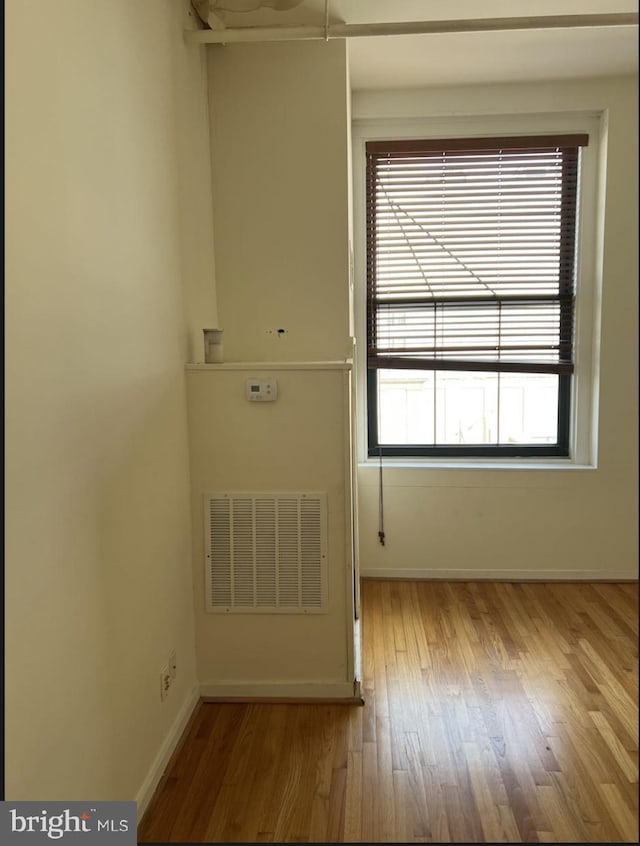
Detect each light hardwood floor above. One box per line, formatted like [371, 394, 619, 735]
[139, 580, 638, 843]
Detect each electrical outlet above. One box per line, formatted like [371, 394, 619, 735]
[169, 650, 177, 681]
[160, 666, 171, 702]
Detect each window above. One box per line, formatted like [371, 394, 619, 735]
[366, 133, 589, 457]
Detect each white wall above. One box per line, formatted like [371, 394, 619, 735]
[5, 0, 204, 804]
[175, 5, 219, 362]
[187, 366, 354, 696]
[352, 76, 638, 579]
[207, 40, 352, 363]
[184, 41, 356, 695]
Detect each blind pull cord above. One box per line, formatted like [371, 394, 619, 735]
[378, 446, 385, 546]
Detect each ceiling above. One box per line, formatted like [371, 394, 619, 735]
[207, 0, 639, 89]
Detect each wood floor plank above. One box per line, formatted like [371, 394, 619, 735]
[543, 729, 627, 841]
[373, 713, 396, 840]
[405, 582, 433, 670]
[325, 766, 347, 842]
[139, 580, 638, 843]
[578, 637, 639, 739]
[240, 704, 293, 841]
[599, 782, 639, 842]
[587, 710, 638, 783]
[536, 779, 589, 844]
[391, 769, 411, 843]
[343, 749, 362, 842]
[204, 705, 267, 842]
[149, 704, 247, 843]
[594, 584, 639, 634]
[463, 739, 522, 842]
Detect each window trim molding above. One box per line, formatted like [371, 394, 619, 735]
[352, 111, 605, 469]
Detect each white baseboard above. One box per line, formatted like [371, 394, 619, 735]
[199, 680, 360, 700]
[136, 684, 200, 821]
[360, 568, 638, 581]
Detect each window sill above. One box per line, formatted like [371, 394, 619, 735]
[358, 458, 596, 471]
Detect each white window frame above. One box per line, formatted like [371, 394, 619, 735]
[352, 111, 605, 470]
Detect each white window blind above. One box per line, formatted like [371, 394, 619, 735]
[366, 135, 589, 376]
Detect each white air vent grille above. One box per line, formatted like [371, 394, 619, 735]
[205, 492, 328, 613]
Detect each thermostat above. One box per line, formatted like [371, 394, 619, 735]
[245, 378, 278, 402]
